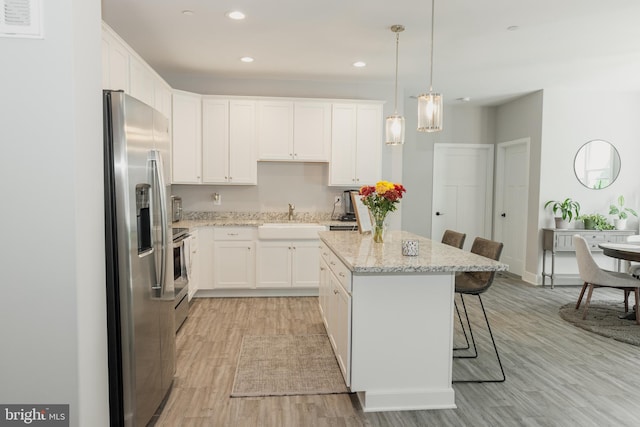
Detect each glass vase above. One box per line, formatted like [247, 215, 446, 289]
[372, 213, 387, 243]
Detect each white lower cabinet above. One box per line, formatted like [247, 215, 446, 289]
[212, 227, 256, 289]
[319, 242, 351, 386]
[187, 229, 199, 299]
[257, 240, 321, 288]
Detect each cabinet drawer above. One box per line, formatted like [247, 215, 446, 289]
[213, 227, 257, 240]
[320, 241, 332, 264]
[333, 260, 352, 293]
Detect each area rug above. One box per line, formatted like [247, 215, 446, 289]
[231, 334, 349, 397]
[559, 302, 640, 346]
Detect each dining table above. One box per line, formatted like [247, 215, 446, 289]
[598, 242, 640, 319]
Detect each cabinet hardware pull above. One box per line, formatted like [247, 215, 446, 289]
[333, 289, 339, 295]
[228, 233, 239, 236]
[338, 272, 345, 277]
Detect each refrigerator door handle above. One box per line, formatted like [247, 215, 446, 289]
[149, 149, 168, 295]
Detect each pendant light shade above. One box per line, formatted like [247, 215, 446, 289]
[417, 0, 443, 132]
[385, 114, 405, 145]
[385, 25, 405, 145]
[417, 91, 442, 132]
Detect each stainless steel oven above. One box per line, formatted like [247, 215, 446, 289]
[172, 227, 190, 332]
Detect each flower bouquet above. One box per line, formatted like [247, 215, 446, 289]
[359, 181, 406, 242]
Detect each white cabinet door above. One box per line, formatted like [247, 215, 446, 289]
[154, 83, 172, 122]
[333, 276, 352, 386]
[354, 104, 382, 185]
[294, 101, 331, 161]
[202, 99, 230, 184]
[187, 229, 199, 299]
[330, 104, 358, 185]
[213, 241, 256, 288]
[197, 227, 215, 290]
[172, 91, 202, 184]
[329, 103, 382, 186]
[256, 241, 292, 288]
[292, 241, 321, 288]
[258, 101, 294, 160]
[101, 31, 129, 93]
[229, 100, 257, 184]
[319, 257, 330, 327]
[129, 56, 155, 107]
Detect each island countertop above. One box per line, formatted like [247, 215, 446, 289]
[319, 230, 509, 274]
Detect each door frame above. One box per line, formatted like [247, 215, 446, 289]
[494, 138, 530, 276]
[431, 143, 494, 246]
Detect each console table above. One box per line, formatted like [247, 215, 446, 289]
[542, 228, 635, 288]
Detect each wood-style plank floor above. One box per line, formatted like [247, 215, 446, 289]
[152, 275, 640, 426]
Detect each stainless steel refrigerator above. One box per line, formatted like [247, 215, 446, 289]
[103, 90, 175, 426]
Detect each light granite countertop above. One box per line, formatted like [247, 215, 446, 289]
[319, 230, 509, 274]
[173, 211, 356, 229]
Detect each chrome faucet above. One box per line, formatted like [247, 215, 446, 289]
[288, 203, 295, 221]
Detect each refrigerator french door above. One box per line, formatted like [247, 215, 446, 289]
[103, 90, 175, 426]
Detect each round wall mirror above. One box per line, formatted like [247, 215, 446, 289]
[574, 139, 621, 189]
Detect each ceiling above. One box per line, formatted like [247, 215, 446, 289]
[102, 0, 640, 106]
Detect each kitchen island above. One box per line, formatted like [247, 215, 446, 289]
[318, 230, 508, 412]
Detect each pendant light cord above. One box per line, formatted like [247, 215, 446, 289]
[394, 32, 399, 113]
[429, 0, 435, 91]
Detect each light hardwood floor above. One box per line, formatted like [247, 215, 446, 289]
[152, 275, 640, 426]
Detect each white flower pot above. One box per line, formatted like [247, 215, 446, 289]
[554, 218, 570, 229]
[614, 218, 627, 230]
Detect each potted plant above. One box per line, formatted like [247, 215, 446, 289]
[579, 213, 614, 230]
[544, 198, 581, 229]
[609, 195, 638, 230]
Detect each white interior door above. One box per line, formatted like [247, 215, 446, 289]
[494, 138, 530, 276]
[431, 144, 494, 250]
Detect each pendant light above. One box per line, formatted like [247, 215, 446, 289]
[385, 25, 405, 145]
[417, 0, 443, 132]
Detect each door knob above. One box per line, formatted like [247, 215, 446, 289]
[501, 213, 506, 217]
[435, 211, 443, 216]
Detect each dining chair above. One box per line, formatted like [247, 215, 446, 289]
[452, 237, 505, 383]
[573, 235, 640, 325]
[441, 229, 466, 250]
[626, 235, 640, 278]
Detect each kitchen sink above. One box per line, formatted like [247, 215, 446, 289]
[258, 223, 326, 239]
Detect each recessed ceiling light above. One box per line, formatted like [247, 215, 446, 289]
[182, 10, 194, 16]
[227, 10, 246, 20]
[507, 25, 519, 31]
[240, 56, 254, 63]
[456, 97, 471, 102]
[353, 61, 366, 68]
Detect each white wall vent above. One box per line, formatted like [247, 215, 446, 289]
[0, 0, 43, 38]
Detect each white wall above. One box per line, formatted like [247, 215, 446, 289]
[401, 100, 497, 237]
[535, 88, 640, 282]
[0, 1, 108, 425]
[495, 91, 544, 283]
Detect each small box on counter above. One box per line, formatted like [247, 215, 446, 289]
[402, 239, 419, 256]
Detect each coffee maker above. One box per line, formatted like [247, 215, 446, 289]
[340, 190, 358, 221]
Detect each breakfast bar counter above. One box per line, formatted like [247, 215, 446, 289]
[318, 230, 508, 412]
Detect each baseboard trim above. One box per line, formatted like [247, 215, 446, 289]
[194, 288, 319, 298]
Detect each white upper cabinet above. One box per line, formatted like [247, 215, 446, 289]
[172, 91, 202, 184]
[202, 99, 229, 184]
[101, 28, 129, 93]
[258, 99, 330, 162]
[202, 98, 257, 185]
[129, 56, 155, 108]
[329, 102, 383, 186]
[294, 101, 331, 161]
[102, 23, 173, 113]
[257, 101, 294, 160]
[229, 100, 258, 184]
